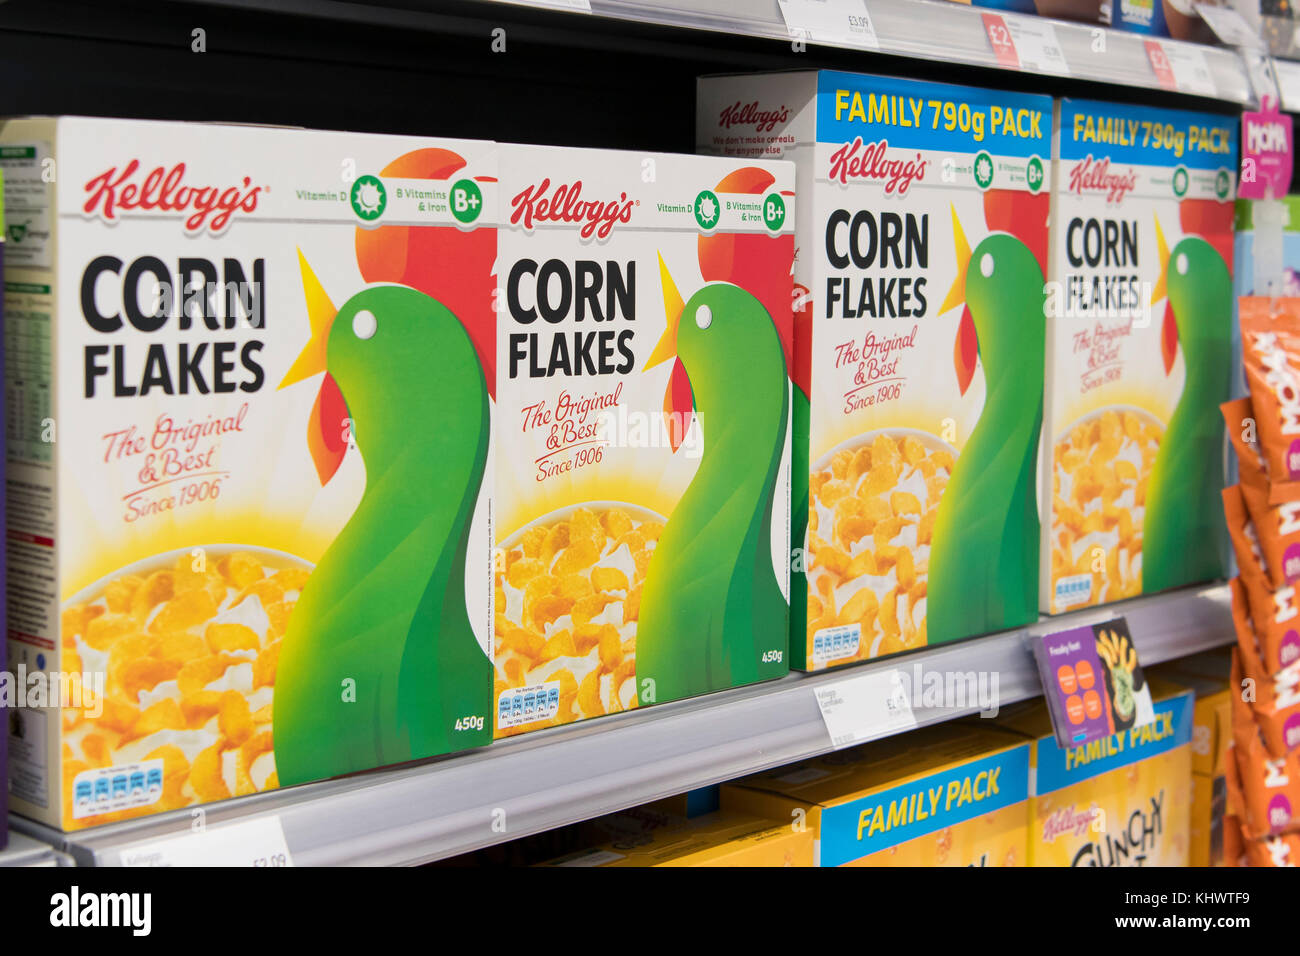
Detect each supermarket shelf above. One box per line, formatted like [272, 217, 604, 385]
[1, 826, 73, 867]
[586, 0, 1254, 102]
[187, 0, 1254, 103]
[47, 582, 1230, 867]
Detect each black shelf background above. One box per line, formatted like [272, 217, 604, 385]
[0, 0, 1240, 153]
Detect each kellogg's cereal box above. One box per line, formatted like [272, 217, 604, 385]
[539, 811, 813, 867]
[1043, 99, 1236, 613]
[721, 721, 1030, 866]
[0, 117, 497, 830]
[992, 682, 1193, 866]
[493, 144, 794, 735]
[697, 71, 1050, 670]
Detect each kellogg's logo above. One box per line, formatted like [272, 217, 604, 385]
[509, 178, 635, 241]
[827, 138, 927, 196]
[1068, 155, 1138, 204]
[1042, 803, 1101, 842]
[717, 101, 790, 134]
[83, 160, 262, 234]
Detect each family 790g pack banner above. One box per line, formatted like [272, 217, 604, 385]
[698, 71, 1050, 670]
[0, 117, 496, 830]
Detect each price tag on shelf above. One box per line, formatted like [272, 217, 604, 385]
[1144, 39, 1218, 97]
[981, 13, 1070, 75]
[813, 668, 917, 750]
[778, 0, 880, 50]
[1194, 3, 1263, 49]
[118, 816, 295, 867]
[1275, 59, 1300, 113]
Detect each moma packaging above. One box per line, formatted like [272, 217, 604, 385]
[697, 70, 1050, 670]
[991, 681, 1193, 866]
[1043, 98, 1236, 613]
[493, 144, 794, 735]
[0, 117, 497, 829]
[721, 722, 1030, 866]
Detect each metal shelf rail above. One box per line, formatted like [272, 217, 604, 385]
[40, 582, 1232, 866]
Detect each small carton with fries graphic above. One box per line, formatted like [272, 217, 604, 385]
[1031, 618, 1155, 749]
[0, 117, 497, 829]
[493, 144, 795, 735]
[697, 71, 1051, 669]
[1042, 99, 1236, 613]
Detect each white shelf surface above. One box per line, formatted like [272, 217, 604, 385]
[38, 582, 1231, 867]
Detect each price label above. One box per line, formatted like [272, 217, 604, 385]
[1194, 3, 1263, 49]
[813, 668, 917, 750]
[982, 13, 1070, 75]
[1275, 59, 1300, 113]
[1145, 39, 1218, 97]
[778, 0, 880, 50]
[118, 816, 295, 867]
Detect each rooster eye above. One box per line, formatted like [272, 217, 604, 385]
[353, 309, 377, 340]
[695, 304, 712, 330]
[1175, 253, 1188, 275]
[980, 253, 994, 278]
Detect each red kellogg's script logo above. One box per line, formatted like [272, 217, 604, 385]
[717, 101, 790, 134]
[510, 178, 634, 241]
[83, 160, 262, 233]
[828, 138, 927, 196]
[1068, 155, 1138, 204]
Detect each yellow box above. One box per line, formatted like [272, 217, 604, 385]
[990, 682, 1193, 866]
[721, 722, 1030, 867]
[1150, 652, 1232, 865]
[541, 811, 812, 867]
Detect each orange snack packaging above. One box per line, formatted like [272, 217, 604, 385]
[1231, 716, 1300, 839]
[1230, 627, 1300, 759]
[1240, 479, 1300, 589]
[1223, 485, 1273, 593]
[1222, 395, 1270, 498]
[1234, 544, 1300, 674]
[1239, 297, 1300, 504]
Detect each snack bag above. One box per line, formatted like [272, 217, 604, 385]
[1243, 828, 1300, 866]
[1239, 296, 1300, 504]
[1241, 477, 1300, 588]
[1232, 719, 1300, 839]
[1236, 553, 1300, 674]
[1222, 485, 1271, 592]
[1232, 639, 1300, 759]
[1222, 395, 1269, 497]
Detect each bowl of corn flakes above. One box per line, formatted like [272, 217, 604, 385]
[494, 501, 665, 735]
[806, 429, 958, 668]
[60, 544, 312, 827]
[1048, 405, 1164, 611]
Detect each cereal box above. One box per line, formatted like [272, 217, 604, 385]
[697, 71, 1050, 670]
[1043, 99, 1236, 614]
[1150, 650, 1232, 865]
[721, 722, 1030, 867]
[539, 811, 813, 867]
[0, 117, 497, 830]
[991, 681, 1193, 866]
[493, 144, 794, 734]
